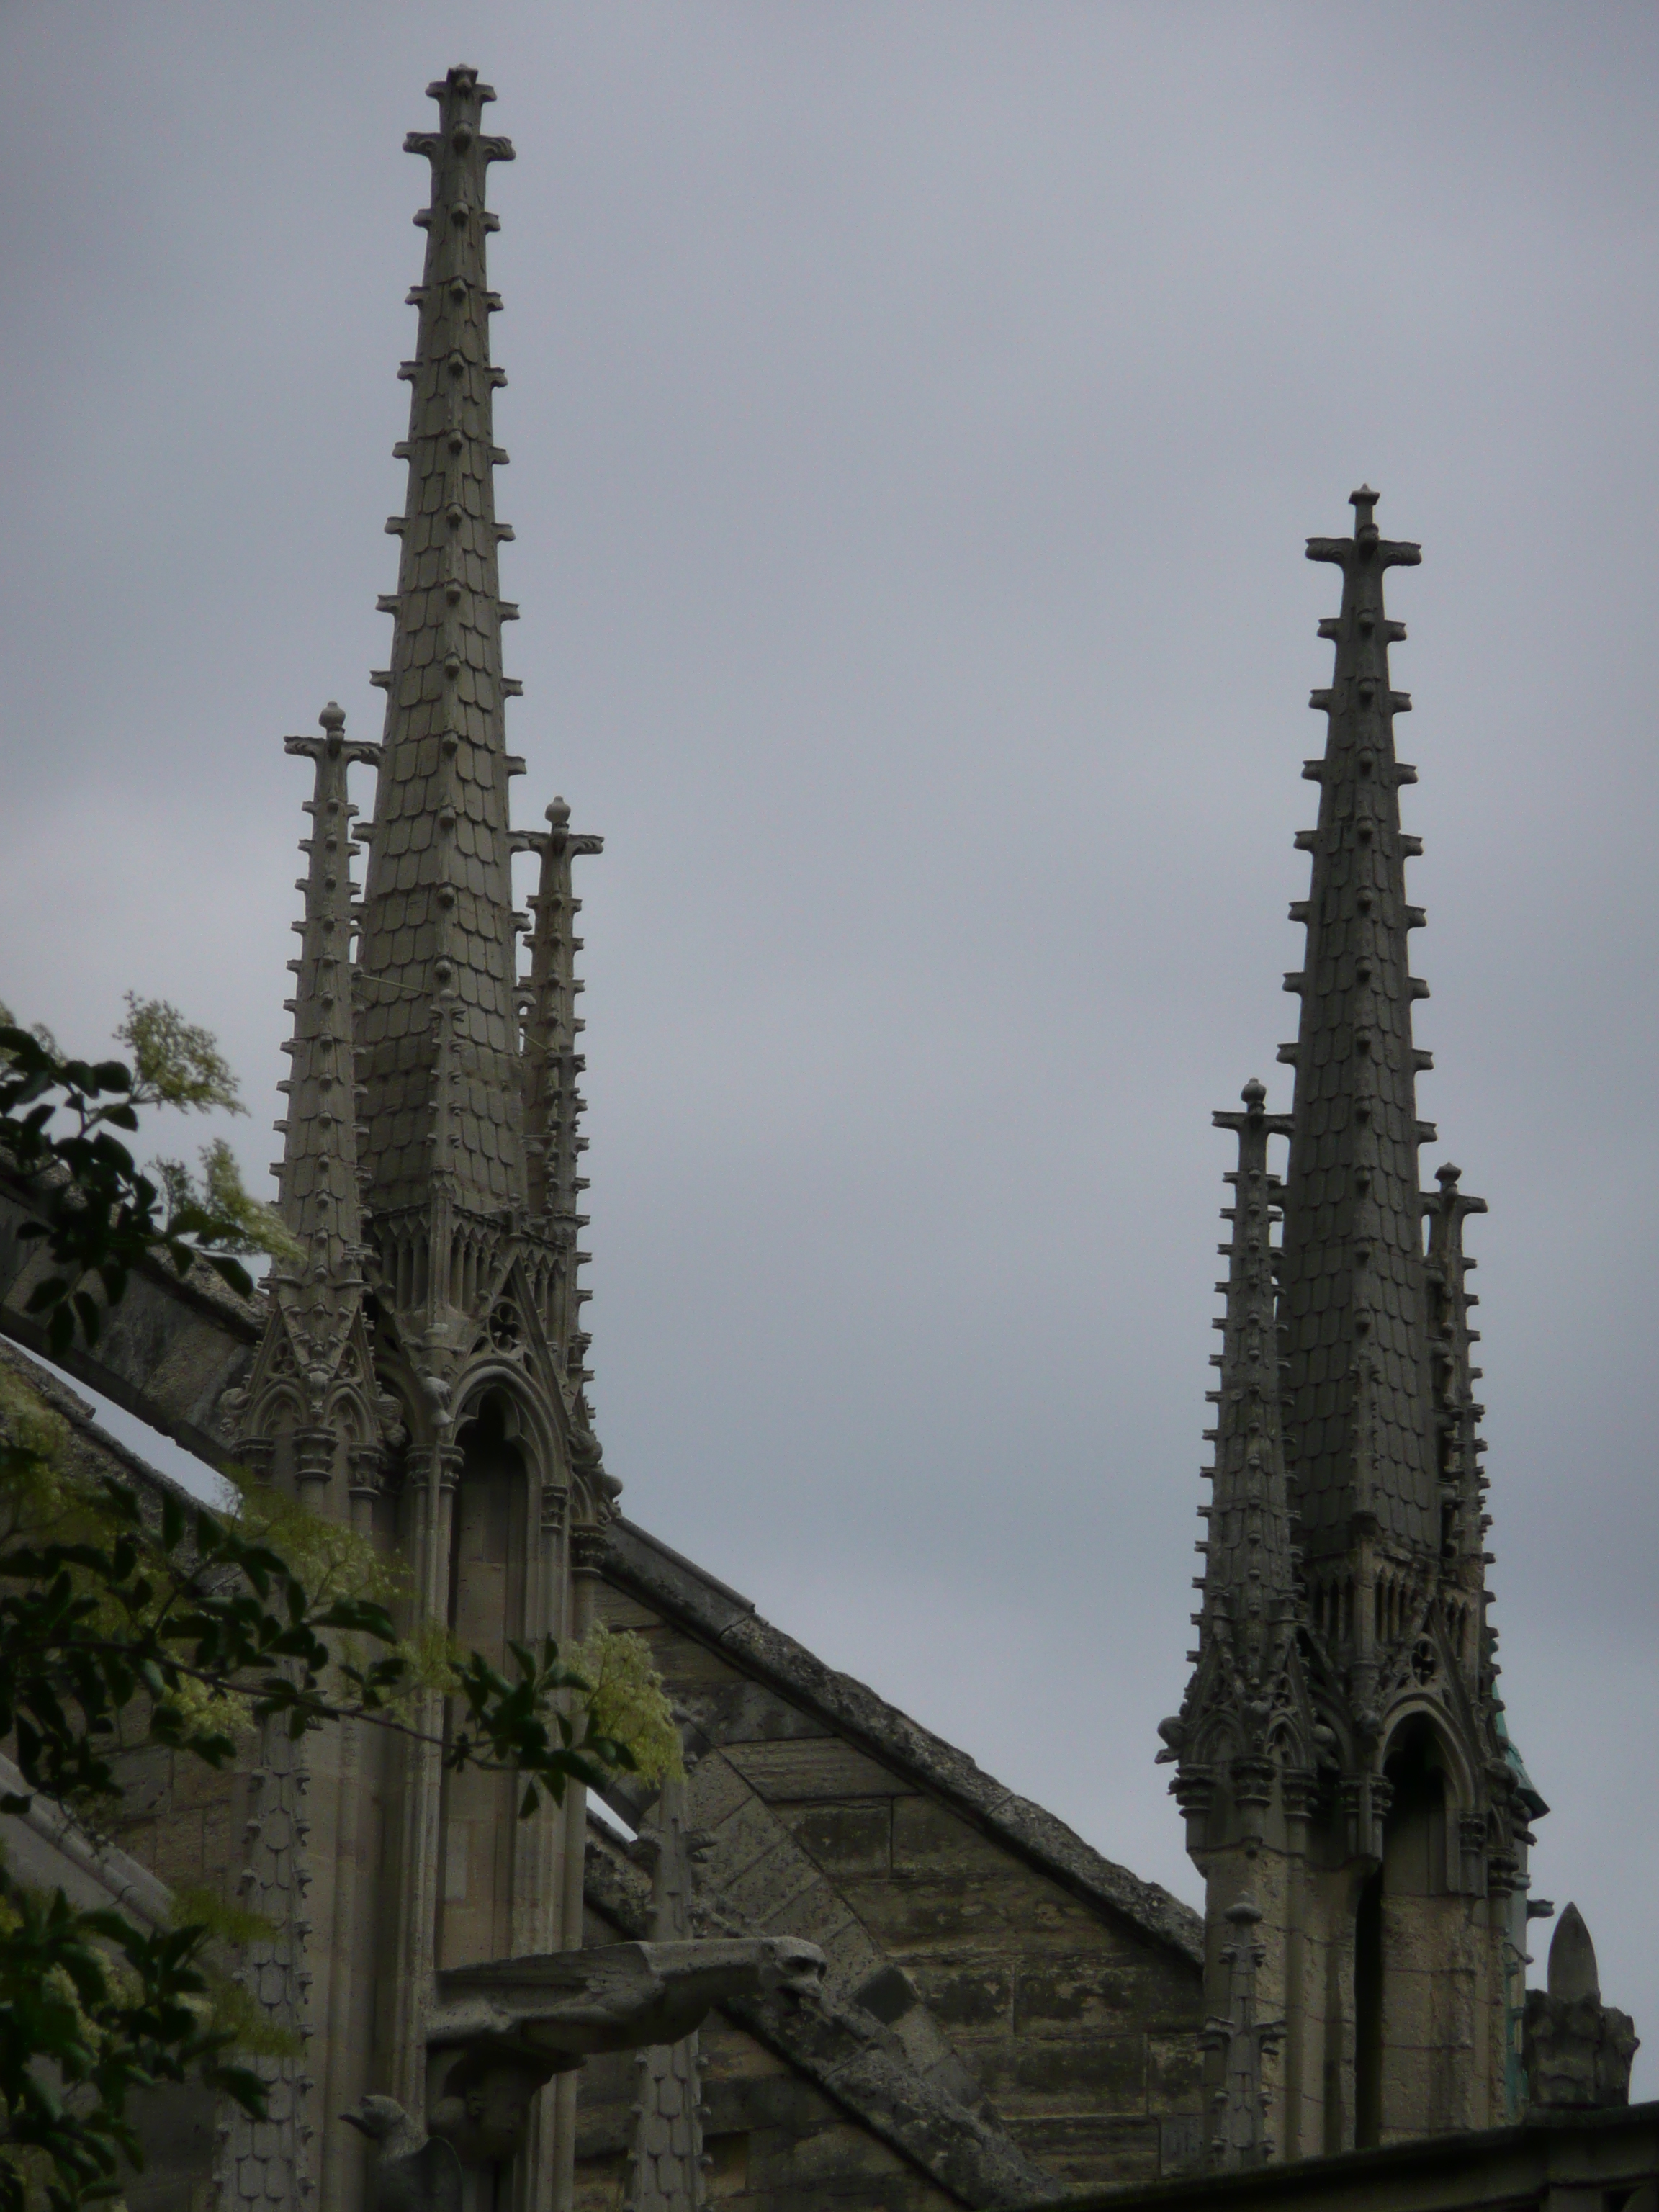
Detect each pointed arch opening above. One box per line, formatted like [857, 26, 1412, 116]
[1356, 1716, 1465, 2146]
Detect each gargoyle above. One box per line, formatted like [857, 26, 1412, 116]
[421, 1935, 826, 2162]
[431, 1934, 824, 2073]
[342, 2095, 462, 2212]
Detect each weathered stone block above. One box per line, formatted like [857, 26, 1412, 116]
[1146, 2030, 1204, 2113]
[687, 1748, 755, 1831]
[699, 2023, 793, 2086]
[570, 2150, 624, 2212]
[721, 2072, 833, 2139]
[705, 1791, 790, 1885]
[717, 1837, 824, 1929]
[890, 1794, 982, 1870]
[781, 1802, 891, 1880]
[1012, 1957, 1150, 2033]
[746, 2113, 909, 2189]
[912, 1961, 1013, 2031]
[725, 1739, 907, 1802]
[1006, 2112, 1162, 2188]
[974, 2031, 1148, 2110]
[843, 1870, 1089, 1948]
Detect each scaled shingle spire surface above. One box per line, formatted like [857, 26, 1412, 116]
[1279, 487, 1437, 1558]
[356, 65, 524, 1219]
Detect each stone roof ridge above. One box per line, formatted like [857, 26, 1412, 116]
[1277, 485, 1439, 1563]
[355, 63, 527, 1223]
[512, 799, 604, 1388]
[270, 704, 382, 1346]
[604, 1516, 1204, 1965]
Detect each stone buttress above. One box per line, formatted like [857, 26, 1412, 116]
[1165, 490, 1545, 2164]
[235, 66, 615, 2212]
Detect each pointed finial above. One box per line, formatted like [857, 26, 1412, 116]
[1241, 1077, 1267, 1110]
[547, 796, 571, 828]
[319, 701, 346, 733]
[1437, 1161, 1462, 1190]
[1349, 485, 1381, 546]
[1547, 1902, 1601, 2005]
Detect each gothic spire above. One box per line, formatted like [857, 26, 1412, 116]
[1163, 1081, 1313, 1830]
[516, 799, 603, 1380]
[1421, 1161, 1490, 1665]
[271, 704, 382, 1354]
[235, 702, 387, 1470]
[1277, 487, 1436, 1568]
[355, 64, 525, 1223]
[1200, 1079, 1297, 1641]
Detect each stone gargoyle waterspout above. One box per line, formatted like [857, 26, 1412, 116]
[346, 1933, 826, 2186]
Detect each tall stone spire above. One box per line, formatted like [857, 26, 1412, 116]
[1277, 485, 1434, 1576]
[220, 70, 639, 2212]
[356, 64, 523, 1223]
[1169, 490, 1542, 2161]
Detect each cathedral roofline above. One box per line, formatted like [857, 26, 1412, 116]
[605, 1516, 1205, 1966]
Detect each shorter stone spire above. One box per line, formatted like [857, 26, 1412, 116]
[516, 799, 603, 1381]
[272, 707, 382, 1354]
[1164, 1080, 1316, 1840]
[1421, 1162, 1490, 1683]
[234, 706, 387, 1497]
[1201, 1079, 1297, 1630]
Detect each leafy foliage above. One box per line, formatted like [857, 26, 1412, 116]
[567, 1625, 685, 1789]
[0, 1006, 679, 2208]
[0, 1882, 264, 2212]
[112, 998, 243, 1118]
[0, 1002, 294, 1359]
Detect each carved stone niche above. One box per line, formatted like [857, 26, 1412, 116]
[1524, 1902, 1640, 2110]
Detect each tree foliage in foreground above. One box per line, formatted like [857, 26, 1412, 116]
[0, 1006, 675, 2211]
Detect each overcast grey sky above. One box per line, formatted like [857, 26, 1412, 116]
[4, 0, 1658, 2085]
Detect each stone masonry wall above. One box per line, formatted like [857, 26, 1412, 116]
[590, 1581, 1205, 2195]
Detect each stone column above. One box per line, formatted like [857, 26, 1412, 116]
[549, 1522, 608, 2212]
[389, 1439, 462, 2121]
